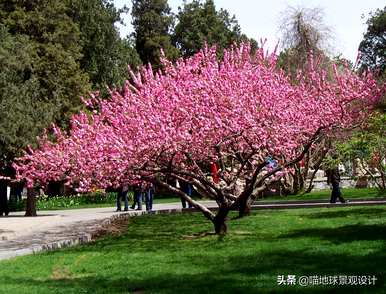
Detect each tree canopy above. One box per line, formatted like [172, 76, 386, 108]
[0, 0, 90, 172]
[15, 44, 384, 233]
[278, 6, 332, 77]
[66, 0, 141, 89]
[173, 0, 256, 57]
[0, 0, 141, 173]
[359, 7, 386, 76]
[131, 0, 179, 69]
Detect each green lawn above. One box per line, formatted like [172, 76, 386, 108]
[260, 187, 385, 202]
[34, 197, 181, 211]
[1, 205, 385, 293]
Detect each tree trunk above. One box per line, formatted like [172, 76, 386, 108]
[213, 205, 229, 234]
[305, 167, 320, 193]
[25, 188, 37, 216]
[238, 196, 251, 218]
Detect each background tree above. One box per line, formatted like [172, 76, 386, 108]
[343, 6, 386, 192]
[278, 6, 332, 77]
[173, 0, 256, 57]
[359, 6, 386, 111]
[0, 26, 40, 166]
[335, 115, 386, 191]
[0, 0, 90, 166]
[131, 0, 179, 69]
[277, 6, 336, 194]
[359, 7, 386, 76]
[0, 0, 139, 167]
[66, 0, 141, 89]
[0, 0, 93, 215]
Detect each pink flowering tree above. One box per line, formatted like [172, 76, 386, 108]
[15, 44, 384, 233]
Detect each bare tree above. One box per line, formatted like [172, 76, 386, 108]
[278, 6, 333, 75]
[277, 6, 335, 194]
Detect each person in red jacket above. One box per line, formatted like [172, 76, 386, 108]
[210, 161, 219, 184]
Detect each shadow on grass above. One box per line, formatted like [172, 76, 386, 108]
[1, 248, 385, 293]
[305, 207, 386, 219]
[280, 223, 386, 244]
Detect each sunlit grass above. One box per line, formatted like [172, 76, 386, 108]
[1, 205, 385, 293]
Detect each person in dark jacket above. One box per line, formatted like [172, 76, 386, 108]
[0, 179, 9, 216]
[131, 183, 143, 210]
[326, 167, 346, 203]
[180, 181, 193, 209]
[145, 183, 155, 211]
[116, 184, 129, 211]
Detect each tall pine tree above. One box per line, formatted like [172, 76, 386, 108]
[132, 0, 179, 69]
[66, 0, 141, 89]
[0, 0, 90, 173]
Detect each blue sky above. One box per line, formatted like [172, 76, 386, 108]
[113, 0, 385, 62]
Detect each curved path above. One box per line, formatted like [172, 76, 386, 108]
[0, 198, 385, 260]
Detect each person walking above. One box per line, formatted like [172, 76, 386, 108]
[145, 183, 155, 211]
[180, 181, 193, 209]
[131, 183, 143, 210]
[326, 167, 346, 203]
[0, 179, 9, 216]
[116, 184, 129, 211]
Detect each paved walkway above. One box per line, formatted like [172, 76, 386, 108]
[0, 199, 385, 260]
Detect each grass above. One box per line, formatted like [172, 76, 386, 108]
[34, 197, 181, 211]
[260, 187, 385, 202]
[153, 197, 181, 204]
[0, 205, 386, 293]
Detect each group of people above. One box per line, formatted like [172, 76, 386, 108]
[0, 163, 347, 216]
[116, 166, 347, 213]
[116, 183, 155, 212]
[115, 180, 196, 212]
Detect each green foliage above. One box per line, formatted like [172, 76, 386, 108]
[173, 0, 256, 57]
[132, 0, 179, 69]
[336, 114, 386, 190]
[36, 192, 121, 210]
[359, 7, 386, 76]
[66, 0, 141, 89]
[0, 26, 40, 163]
[8, 192, 120, 211]
[0, 0, 143, 172]
[0, 0, 90, 169]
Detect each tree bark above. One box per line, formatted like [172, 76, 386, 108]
[304, 166, 321, 193]
[238, 196, 251, 218]
[25, 188, 37, 216]
[212, 204, 229, 234]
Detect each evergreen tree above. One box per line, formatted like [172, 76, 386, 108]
[66, 0, 141, 89]
[359, 7, 386, 76]
[173, 0, 256, 57]
[131, 0, 179, 69]
[0, 0, 90, 171]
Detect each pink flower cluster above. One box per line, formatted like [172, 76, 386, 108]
[14, 43, 384, 191]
